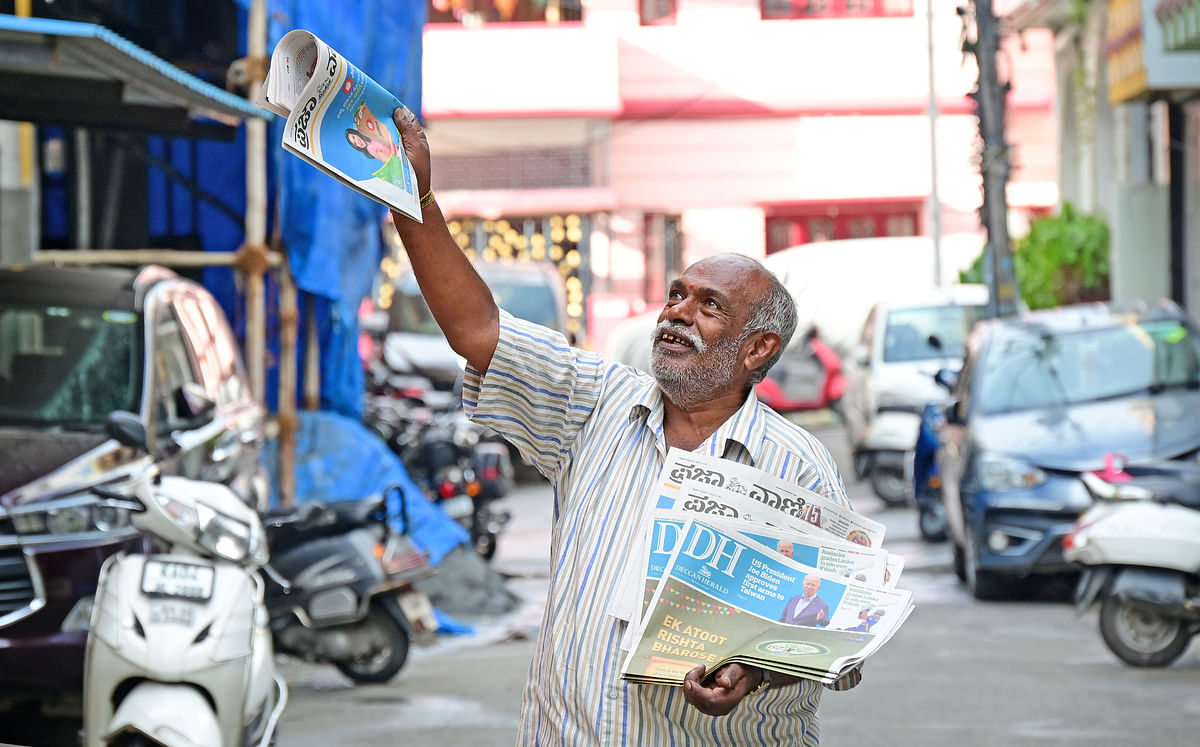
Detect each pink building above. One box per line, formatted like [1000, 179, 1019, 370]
[419, 0, 1057, 349]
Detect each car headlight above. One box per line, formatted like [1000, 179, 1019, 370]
[9, 497, 134, 538]
[978, 454, 1046, 491]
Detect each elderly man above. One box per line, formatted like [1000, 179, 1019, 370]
[389, 106, 859, 746]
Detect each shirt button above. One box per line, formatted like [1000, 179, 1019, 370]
[607, 689, 619, 700]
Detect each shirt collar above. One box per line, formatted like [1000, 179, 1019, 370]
[625, 380, 768, 466]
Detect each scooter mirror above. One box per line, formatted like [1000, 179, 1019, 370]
[1080, 471, 1153, 501]
[934, 368, 959, 391]
[105, 411, 148, 451]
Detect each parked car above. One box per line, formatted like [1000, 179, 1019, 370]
[760, 233, 988, 355]
[841, 284, 990, 505]
[380, 260, 571, 398]
[0, 264, 267, 716]
[937, 299, 1200, 600]
[378, 260, 570, 479]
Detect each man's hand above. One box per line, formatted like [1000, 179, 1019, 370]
[682, 663, 764, 717]
[391, 106, 430, 197]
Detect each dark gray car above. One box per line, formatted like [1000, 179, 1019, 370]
[0, 264, 266, 717]
[937, 299, 1200, 600]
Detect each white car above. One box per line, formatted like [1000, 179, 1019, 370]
[842, 284, 990, 505]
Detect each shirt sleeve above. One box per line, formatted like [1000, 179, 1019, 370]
[461, 310, 608, 479]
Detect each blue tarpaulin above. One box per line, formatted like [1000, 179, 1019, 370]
[259, 410, 468, 565]
[205, 0, 426, 418]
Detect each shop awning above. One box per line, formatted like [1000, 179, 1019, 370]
[0, 14, 267, 137]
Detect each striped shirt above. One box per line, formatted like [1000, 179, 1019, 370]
[462, 311, 856, 746]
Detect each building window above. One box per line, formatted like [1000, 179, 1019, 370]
[761, 0, 912, 20]
[427, 0, 583, 25]
[640, 0, 676, 25]
[764, 202, 921, 254]
[643, 214, 682, 303]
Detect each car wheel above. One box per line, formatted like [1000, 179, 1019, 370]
[963, 531, 1008, 600]
[869, 463, 909, 507]
[1098, 595, 1190, 668]
[917, 503, 947, 543]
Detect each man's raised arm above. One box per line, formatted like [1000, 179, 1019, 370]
[388, 106, 500, 374]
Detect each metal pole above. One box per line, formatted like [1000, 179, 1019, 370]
[971, 0, 1018, 316]
[927, 0, 943, 286]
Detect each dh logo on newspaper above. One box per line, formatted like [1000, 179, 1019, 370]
[755, 640, 830, 658]
[681, 526, 744, 579]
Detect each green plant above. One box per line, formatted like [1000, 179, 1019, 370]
[957, 202, 1111, 310]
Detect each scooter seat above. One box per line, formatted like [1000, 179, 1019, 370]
[1121, 466, 1200, 510]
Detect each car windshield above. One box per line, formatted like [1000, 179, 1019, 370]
[0, 302, 143, 427]
[487, 282, 562, 331]
[975, 320, 1200, 415]
[389, 270, 564, 333]
[883, 304, 988, 363]
[387, 276, 441, 335]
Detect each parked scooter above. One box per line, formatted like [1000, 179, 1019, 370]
[262, 487, 438, 684]
[1064, 456, 1200, 667]
[908, 399, 948, 542]
[83, 411, 287, 747]
[755, 326, 847, 415]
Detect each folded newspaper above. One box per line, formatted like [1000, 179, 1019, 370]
[615, 450, 914, 686]
[260, 29, 421, 221]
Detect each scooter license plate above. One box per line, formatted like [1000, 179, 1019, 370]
[440, 494, 474, 520]
[141, 560, 215, 601]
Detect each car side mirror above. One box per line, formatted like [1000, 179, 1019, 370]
[943, 399, 965, 426]
[853, 344, 869, 366]
[934, 368, 959, 391]
[105, 411, 149, 450]
[173, 383, 216, 429]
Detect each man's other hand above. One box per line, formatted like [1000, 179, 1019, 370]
[682, 663, 764, 717]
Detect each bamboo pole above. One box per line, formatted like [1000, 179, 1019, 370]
[277, 251, 299, 509]
[34, 248, 282, 268]
[245, 0, 269, 406]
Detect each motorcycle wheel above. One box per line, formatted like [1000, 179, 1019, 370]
[334, 606, 411, 685]
[917, 503, 948, 543]
[1098, 595, 1190, 668]
[869, 464, 909, 507]
[473, 529, 498, 561]
[472, 506, 499, 561]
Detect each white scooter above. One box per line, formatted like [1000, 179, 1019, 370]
[83, 410, 287, 746]
[1064, 457, 1200, 667]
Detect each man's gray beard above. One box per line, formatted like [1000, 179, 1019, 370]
[651, 325, 747, 409]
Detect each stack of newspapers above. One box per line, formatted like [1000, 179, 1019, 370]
[613, 449, 914, 687]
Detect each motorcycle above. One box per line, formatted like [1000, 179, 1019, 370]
[263, 487, 438, 684]
[1064, 456, 1200, 667]
[754, 326, 847, 414]
[378, 401, 513, 561]
[908, 399, 947, 542]
[83, 411, 287, 747]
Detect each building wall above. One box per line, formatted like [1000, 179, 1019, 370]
[420, 0, 1059, 346]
